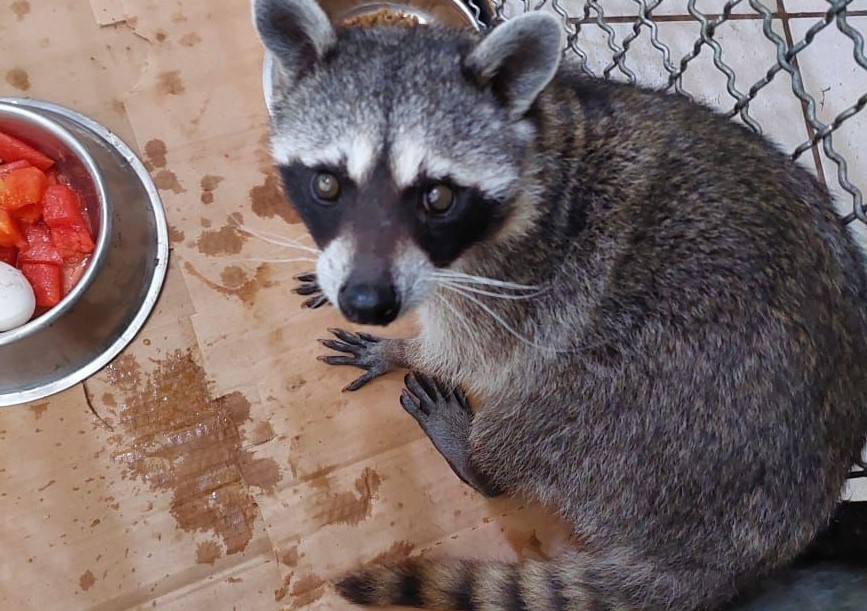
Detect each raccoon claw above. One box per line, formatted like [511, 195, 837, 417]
[400, 372, 502, 498]
[293, 271, 329, 309]
[318, 328, 396, 391]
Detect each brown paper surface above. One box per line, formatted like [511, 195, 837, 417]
[0, 1, 570, 608]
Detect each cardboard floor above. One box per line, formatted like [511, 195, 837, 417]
[1, 1, 864, 609]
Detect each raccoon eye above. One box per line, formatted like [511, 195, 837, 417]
[312, 172, 340, 202]
[423, 185, 455, 214]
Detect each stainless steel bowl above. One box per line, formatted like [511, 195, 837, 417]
[0, 98, 169, 407]
[262, 0, 492, 113]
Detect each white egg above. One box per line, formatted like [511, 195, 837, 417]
[0, 262, 36, 332]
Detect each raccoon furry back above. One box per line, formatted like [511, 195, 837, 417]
[254, 0, 867, 609]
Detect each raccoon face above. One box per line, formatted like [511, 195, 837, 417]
[254, 0, 563, 325]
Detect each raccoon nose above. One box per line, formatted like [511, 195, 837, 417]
[338, 281, 400, 326]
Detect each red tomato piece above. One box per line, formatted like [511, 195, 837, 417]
[13, 202, 43, 225]
[0, 131, 54, 171]
[19, 223, 63, 265]
[0, 167, 49, 211]
[0, 160, 31, 177]
[0, 209, 25, 248]
[20, 262, 62, 307]
[62, 256, 90, 295]
[42, 184, 88, 228]
[0, 246, 16, 266]
[50, 225, 95, 260]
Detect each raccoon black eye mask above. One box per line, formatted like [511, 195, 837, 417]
[254, 0, 867, 609]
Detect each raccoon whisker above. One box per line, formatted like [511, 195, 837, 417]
[442, 284, 584, 354]
[434, 293, 477, 340]
[432, 271, 542, 292]
[232, 223, 321, 255]
[441, 284, 551, 351]
[436, 279, 544, 301]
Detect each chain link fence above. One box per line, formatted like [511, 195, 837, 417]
[467, 0, 867, 483]
[469, 0, 866, 228]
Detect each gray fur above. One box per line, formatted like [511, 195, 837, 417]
[464, 12, 565, 119]
[254, 0, 335, 88]
[256, 5, 867, 610]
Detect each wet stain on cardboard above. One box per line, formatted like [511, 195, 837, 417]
[196, 225, 244, 256]
[505, 528, 551, 561]
[167, 225, 186, 244]
[275, 576, 291, 602]
[371, 540, 415, 565]
[144, 139, 167, 170]
[240, 450, 280, 494]
[111, 98, 126, 115]
[279, 545, 299, 568]
[220, 265, 246, 287]
[290, 574, 326, 608]
[10, 0, 30, 19]
[323, 468, 382, 526]
[200, 174, 223, 205]
[179, 32, 202, 47]
[156, 70, 185, 96]
[248, 420, 276, 446]
[29, 401, 48, 419]
[184, 262, 274, 307]
[79, 569, 96, 591]
[155, 30, 167, 43]
[111, 354, 143, 386]
[196, 540, 222, 565]
[103, 351, 281, 555]
[154, 169, 186, 194]
[250, 172, 300, 225]
[5, 68, 30, 91]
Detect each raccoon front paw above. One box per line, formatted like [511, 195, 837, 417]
[400, 372, 502, 498]
[318, 328, 399, 392]
[293, 271, 329, 309]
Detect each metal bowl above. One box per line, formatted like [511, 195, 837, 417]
[0, 98, 169, 407]
[262, 0, 492, 113]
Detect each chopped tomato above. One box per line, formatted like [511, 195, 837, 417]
[20, 262, 62, 307]
[50, 225, 95, 260]
[0, 160, 31, 177]
[0, 136, 93, 316]
[13, 202, 42, 225]
[0, 246, 16, 266]
[0, 167, 49, 211]
[0, 209, 25, 248]
[19, 223, 63, 265]
[62, 256, 90, 295]
[42, 184, 88, 228]
[0, 131, 54, 171]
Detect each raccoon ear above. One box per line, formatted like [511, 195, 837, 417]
[253, 0, 336, 84]
[465, 12, 564, 118]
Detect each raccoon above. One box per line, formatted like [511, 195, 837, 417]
[253, 0, 867, 608]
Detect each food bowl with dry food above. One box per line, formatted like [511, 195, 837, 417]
[262, 0, 493, 113]
[0, 98, 169, 407]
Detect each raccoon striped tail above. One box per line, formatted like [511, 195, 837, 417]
[334, 555, 632, 610]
